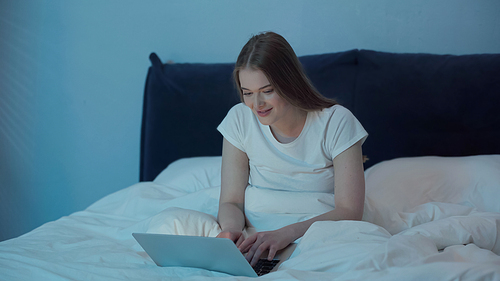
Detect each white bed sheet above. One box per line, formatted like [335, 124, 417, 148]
[1, 155, 500, 281]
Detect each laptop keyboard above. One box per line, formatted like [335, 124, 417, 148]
[252, 259, 280, 276]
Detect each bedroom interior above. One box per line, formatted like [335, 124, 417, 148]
[1, 1, 499, 280]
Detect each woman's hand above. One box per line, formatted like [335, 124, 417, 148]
[216, 230, 245, 247]
[238, 228, 296, 267]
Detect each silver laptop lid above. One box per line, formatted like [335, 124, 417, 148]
[132, 233, 258, 277]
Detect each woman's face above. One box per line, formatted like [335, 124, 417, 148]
[239, 68, 294, 128]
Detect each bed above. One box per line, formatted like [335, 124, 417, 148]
[1, 49, 499, 280]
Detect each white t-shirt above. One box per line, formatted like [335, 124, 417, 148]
[217, 103, 368, 194]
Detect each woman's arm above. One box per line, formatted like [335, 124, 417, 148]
[240, 140, 366, 266]
[216, 138, 250, 246]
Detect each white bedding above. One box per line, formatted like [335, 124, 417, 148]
[1, 155, 500, 280]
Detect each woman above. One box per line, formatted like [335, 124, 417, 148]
[216, 31, 368, 266]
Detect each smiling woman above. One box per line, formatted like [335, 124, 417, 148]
[216, 32, 368, 266]
[239, 68, 306, 140]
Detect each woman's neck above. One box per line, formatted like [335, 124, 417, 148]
[270, 109, 307, 143]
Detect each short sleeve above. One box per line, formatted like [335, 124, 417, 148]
[217, 104, 247, 153]
[326, 106, 368, 160]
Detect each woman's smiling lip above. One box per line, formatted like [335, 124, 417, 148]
[257, 108, 272, 117]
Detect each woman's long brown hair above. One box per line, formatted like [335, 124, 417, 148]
[234, 32, 336, 111]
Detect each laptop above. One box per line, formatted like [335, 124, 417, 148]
[132, 233, 296, 277]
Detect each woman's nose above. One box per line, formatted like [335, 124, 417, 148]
[254, 92, 265, 107]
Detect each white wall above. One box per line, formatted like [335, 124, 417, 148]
[1, 0, 499, 241]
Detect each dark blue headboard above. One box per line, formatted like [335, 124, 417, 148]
[140, 50, 500, 181]
[354, 50, 500, 165]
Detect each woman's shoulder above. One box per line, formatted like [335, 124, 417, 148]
[311, 105, 362, 133]
[316, 104, 353, 119]
[228, 102, 251, 114]
[225, 103, 253, 119]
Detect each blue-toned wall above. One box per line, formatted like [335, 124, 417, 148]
[1, 0, 499, 241]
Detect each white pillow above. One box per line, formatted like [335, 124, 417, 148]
[362, 155, 500, 234]
[146, 207, 221, 237]
[153, 156, 222, 193]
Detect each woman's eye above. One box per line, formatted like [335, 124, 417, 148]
[263, 89, 274, 94]
[243, 92, 252, 96]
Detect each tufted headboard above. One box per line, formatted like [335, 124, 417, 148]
[140, 50, 500, 182]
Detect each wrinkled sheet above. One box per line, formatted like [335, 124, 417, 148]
[1, 178, 499, 281]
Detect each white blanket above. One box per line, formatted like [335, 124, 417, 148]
[1, 155, 499, 280]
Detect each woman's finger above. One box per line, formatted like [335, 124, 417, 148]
[250, 242, 270, 267]
[245, 238, 261, 262]
[246, 236, 267, 264]
[216, 231, 244, 245]
[268, 245, 278, 261]
[235, 233, 245, 248]
[238, 235, 257, 253]
[241, 242, 253, 254]
[215, 232, 226, 239]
